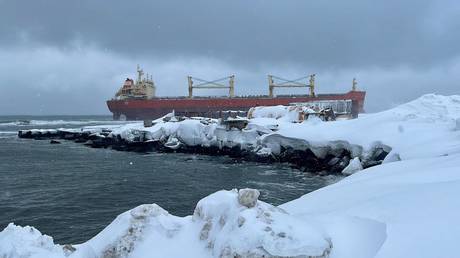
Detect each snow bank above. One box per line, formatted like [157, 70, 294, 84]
[281, 153, 460, 258]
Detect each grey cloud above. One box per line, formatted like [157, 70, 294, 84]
[0, 0, 459, 115]
[2, 0, 460, 69]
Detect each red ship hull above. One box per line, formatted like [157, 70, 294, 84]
[107, 91, 366, 120]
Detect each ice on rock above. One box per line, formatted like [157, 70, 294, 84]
[164, 136, 182, 149]
[175, 120, 208, 146]
[260, 134, 310, 156]
[73, 203, 179, 258]
[238, 188, 260, 208]
[256, 147, 273, 157]
[260, 134, 362, 162]
[360, 141, 392, 167]
[193, 189, 332, 258]
[382, 151, 401, 164]
[130, 203, 169, 219]
[214, 126, 259, 148]
[245, 123, 274, 135]
[341, 157, 363, 175]
[0, 223, 65, 258]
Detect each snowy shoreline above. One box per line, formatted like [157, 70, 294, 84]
[17, 108, 393, 175]
[3, 94, 460, 258]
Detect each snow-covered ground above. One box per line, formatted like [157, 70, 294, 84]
[2, 94, 460, 258]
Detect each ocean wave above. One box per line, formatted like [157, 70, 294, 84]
[0, 131, 16, 134]
[0, 120, 130, 127]
[0, 131, 17, 139]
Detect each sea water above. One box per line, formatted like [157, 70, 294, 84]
[0, 116, 341, 244]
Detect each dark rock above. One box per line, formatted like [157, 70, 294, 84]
[327, 157, 341, 166]
[50, 140, 61, 144]
[16, 128, 389, 176]
[74, 138, 88, 143]
[318, 170, 330, 176]
[363, 160, 383, 168]
[62, 133, 78, 140]
[373, 148, 389, 161]
[362, 144, 391, 168]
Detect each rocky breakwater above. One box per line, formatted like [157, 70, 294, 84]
[255, 134, 391, 174]
[17, 117, 391, 176]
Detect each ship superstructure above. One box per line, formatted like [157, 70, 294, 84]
[107, 66, 366, 120]
[115, 65, 156, 100]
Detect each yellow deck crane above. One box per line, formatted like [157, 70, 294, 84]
[268, 74, 316, 98]
[187, 75, 235, 98]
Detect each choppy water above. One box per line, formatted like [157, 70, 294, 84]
[0, 116, 341, 244]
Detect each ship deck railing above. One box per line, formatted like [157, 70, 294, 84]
[143, 93, 354, 100]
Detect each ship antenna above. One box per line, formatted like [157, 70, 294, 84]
[137, 64, 144, 83]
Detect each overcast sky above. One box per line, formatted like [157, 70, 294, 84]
[0, 0, 459, 115]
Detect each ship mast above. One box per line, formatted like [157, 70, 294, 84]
[137, 64, 144, 83]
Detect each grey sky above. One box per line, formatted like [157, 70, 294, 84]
[0, 0, 459, 115]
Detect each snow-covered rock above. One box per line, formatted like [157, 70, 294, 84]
[192, 189, 331, 258]
[341, 157, 363, 175]
[164, 136, 183, 149]
[237, 188, 260, 208]
[382, 151, 401, 164]
[0, 223, 65, 258]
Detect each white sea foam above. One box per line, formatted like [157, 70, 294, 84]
[0, 119, 131, 127]
[0, 131, 17, 138]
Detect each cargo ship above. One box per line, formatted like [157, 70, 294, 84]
[107, 66, 366, 120]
